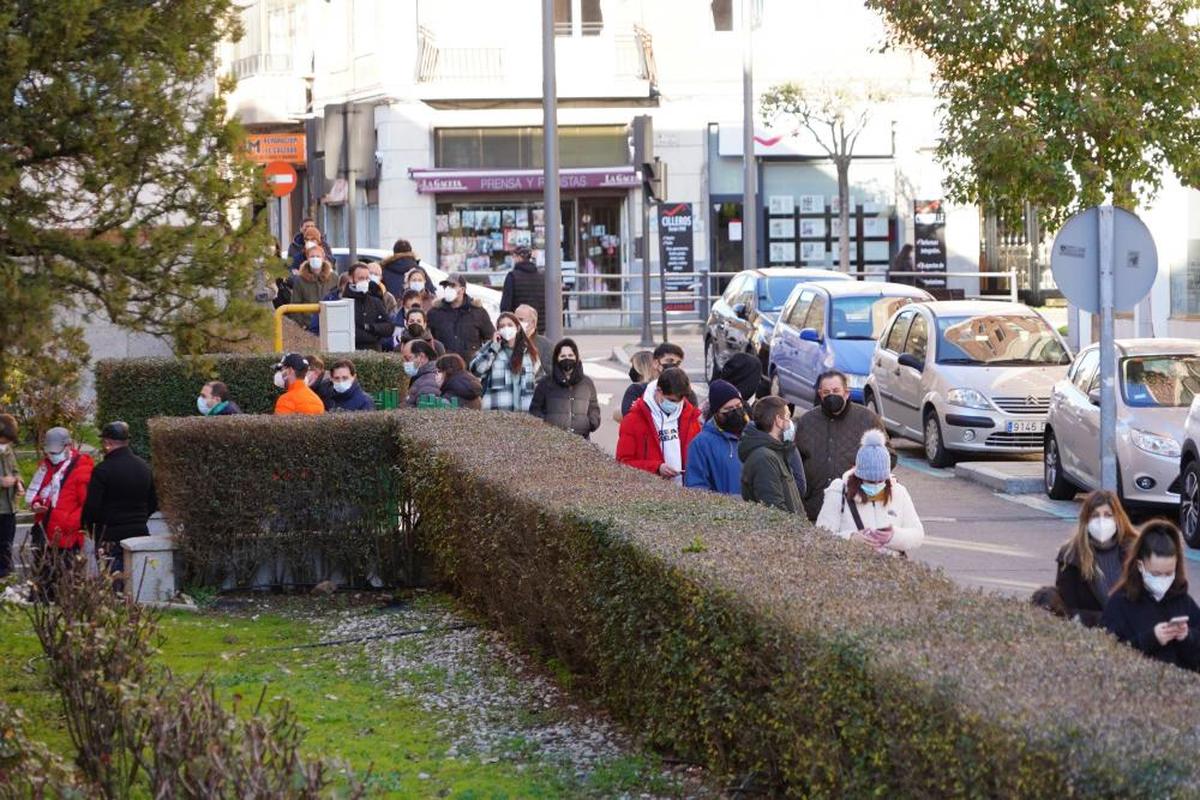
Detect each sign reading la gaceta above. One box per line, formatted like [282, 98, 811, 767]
[409, 166, 640, 194]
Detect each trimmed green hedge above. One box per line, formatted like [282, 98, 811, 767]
[150, 410, 1200, 795]
[150, 412, 419, 589]
[97, 353, 408, 456]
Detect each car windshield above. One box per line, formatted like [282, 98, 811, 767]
[935, 314, 1069, 365]
[758, 277, 810, 312]
[830, 296, 918, 340]
[1122, 355, 1200, 407]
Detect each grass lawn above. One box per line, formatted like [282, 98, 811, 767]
[0, 592, 689, 798]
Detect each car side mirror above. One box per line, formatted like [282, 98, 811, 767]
[898, 353, 924, 372]
[732, 303, 748, 320]
[1088, 389, 1101, 406]
[799, 327, 821, 343]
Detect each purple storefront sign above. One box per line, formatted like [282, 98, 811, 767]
[409, 167, 640, 194]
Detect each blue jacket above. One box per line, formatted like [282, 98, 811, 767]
[329, 381, 376, 412]
[684, 419, 742, 495]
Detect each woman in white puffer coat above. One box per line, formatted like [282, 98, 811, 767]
[815, 429, 924, 556]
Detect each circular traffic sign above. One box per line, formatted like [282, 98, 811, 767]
[1050, 206, 1158, 313]
[263, 161, 298, 198]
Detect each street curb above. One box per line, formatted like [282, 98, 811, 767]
[954, 461, 1044, 495]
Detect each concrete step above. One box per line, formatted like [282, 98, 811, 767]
[954, 461, 1045, 495]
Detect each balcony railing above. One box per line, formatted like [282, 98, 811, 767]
[232, 53, 294, 80]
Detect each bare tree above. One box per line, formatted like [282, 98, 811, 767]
[761, 84, 884, 271]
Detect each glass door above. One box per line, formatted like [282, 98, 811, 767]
[575, 197, 623, 310]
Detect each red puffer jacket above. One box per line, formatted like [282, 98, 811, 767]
[616, 398, 701, 475]
[33, 452, 94, 549]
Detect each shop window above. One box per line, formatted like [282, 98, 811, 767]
[554, 0, 603, 36]
[435, 201, 573, 279]
[712, 0, 733, 31]
[1172, 240, 1200, 317]
[435, 126, 627, 170]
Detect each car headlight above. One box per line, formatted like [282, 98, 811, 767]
[1130, 428, 1181, 458]
[945, 388, 992, 410]
[846, 373, 867, 389]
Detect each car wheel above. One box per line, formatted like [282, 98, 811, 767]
[704, 339, 719, 383]
[865, 388, 883, 423]
[1043, 431, 1078, 501]
[923, 410, 954, 468]
[1180, 461, 1200, 548]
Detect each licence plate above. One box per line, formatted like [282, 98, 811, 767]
[1007, 420, 1045, 434]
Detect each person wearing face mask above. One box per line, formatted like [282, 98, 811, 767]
[197, 382, 241, 416]
[428, 273, 496, 362]
[81, 421, 158, 584]
[616, 367, 701, 483]
[403, 340, 442, 407]
[514, 304, 553, 380]
[0, 414, 24, 578]
[1045, 490, 1137, 627]
[815, 429, 923, 556]
[436, 354, 483, 410]
[394, 307, 446, 357]
[500, 246, 546, 330]
[288, 219, 332, 272]
[620, 343, 699, 418]
[25, 427, 94, 590]
[739, 397, 805, 513]
[366, 262, 399, 317]
[378, 239, 425, 302]
[1103, 520, 1200, 671]
[273, 353, 325, 415]
[469, 312, 539, 411]
[795, 369, 895, 522]
[613, 351, 660, 423]
[305, 355, 337, 410]
[684, 380, 747, 495]
[291, 234, 339, 306]
[530, 339, 601, 438]
[328, 360, 376, 412]
[342, 263, 396, 351]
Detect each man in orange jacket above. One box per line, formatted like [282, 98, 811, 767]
[274, 353, 326, 415]
[616, 367, 701, 484]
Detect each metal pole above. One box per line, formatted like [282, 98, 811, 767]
[639, 188, 654, 346]
[741, 0, 757, 271]
[542, 0, 564, 343]
[343, 105, 358, 266]
[1098, 205, 1117, 491]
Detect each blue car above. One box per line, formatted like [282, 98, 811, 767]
[768, 281, 933, 408]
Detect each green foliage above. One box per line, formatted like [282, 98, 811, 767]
[868, 0, 1200, 224]
[0, 0, 274, 394]
[150, 411, 420, 590]
[96, 352, 409, 457]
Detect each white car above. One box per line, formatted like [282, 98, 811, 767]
[863, 300, 1072, 467]
[331, 247, 501, 323]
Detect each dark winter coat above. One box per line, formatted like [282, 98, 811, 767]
[1103, 586, 1200, 671]
[440, 370, 483, 410]
[1056, 542, 1130, 628]
[310, 374, 337, 410]
[739, 425, 803, 514]
[80, 447, 158, 544]
[342, 286, 395, 351]
[380, 254, 423, 299]
[684, 419, 742, 495]
[330, 381, 376, 412]
[795, 402, 894, 521]
[427, 299, 495, 362]
[500, 261, 546, 332]
[529, 340, 600, 437]
[291, 267, 338, 305]
[406, 363, 442, 407]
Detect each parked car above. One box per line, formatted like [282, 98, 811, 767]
[768, 281, 933, 409]
[330, 247, 501, 322]
[703, 267, 852, 384]
[1046, 339, 1196, 513]
[863, 300, 1071, 467]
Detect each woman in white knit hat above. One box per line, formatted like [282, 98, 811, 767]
[815, 429, 924, 556]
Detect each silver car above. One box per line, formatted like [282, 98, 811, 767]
[1045, 339, 1198, 508]
[864, 300, 1072, 467]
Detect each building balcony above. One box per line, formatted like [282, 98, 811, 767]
[232, 53, 294, 80]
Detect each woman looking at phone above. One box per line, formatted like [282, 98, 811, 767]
[815, 429, 923, 557]
[1102, 520, 1200, 671]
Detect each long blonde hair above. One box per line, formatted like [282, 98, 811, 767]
[1063, 490, 1137, 582]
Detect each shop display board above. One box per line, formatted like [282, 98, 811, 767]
[658, 202, 696, 311]
[766, 194, 894, 272]
[913, 200, 948, 289]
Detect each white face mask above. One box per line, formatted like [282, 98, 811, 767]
[498, 326, 517, 343]
[368, 274, 381, 284]
[273, 370, 286, 389]
[438, 286, 458, 303]
[522, 320, 535, 336]
[332, 379, 353, 394]
[47, 450, 68, 465]
[410, 280, 426, 292]
[197, 395, 211, 415]
[781, 419, 796, 443]
[353, 280, 370, 294]
[1140, 564, 1175, 602]
[1087, 516, 1117, 545]
[308, 256, 323, 271]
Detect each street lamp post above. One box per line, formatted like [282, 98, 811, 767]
[542, 0, 564, 344]
[741, 0, 757, 272]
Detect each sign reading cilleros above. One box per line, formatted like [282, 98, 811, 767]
[246, 133, 307, 165]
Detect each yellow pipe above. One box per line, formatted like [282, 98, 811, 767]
[273, 303, 321, 352]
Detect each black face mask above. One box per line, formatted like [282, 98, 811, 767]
[717, 408, 748, 435]
[557, 358, 577, 373]
[821, 393, 847, 417]
[407, 323, 424, 337]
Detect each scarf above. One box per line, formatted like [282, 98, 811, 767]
[25, 451, 75, 511]
[643, 380, 683, 485]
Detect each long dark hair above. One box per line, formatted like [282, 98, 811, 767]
[1112, 520, 1188, 601]
[1063, 490, 1137, 583]
[497, 312, 537, 374]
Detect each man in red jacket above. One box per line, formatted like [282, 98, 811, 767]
[616, 367, 701, 484]
[25, 427, 93, 598]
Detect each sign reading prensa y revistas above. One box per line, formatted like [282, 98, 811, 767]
[658, 203, 695, 310]
[913, 199, 947, 289]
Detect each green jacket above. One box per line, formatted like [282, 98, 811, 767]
[738, 425, 803, 514]
[0, 446, 17, 515]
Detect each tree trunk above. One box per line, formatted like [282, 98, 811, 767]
[836, 158, 851, 272]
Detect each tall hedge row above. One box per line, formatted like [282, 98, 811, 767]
[150, 410, 1200, 796]
[96, 353, 408, 456]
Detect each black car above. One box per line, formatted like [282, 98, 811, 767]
[703, 267, 852, 384]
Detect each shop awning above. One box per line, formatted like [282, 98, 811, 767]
[408, 166, 640, 194]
